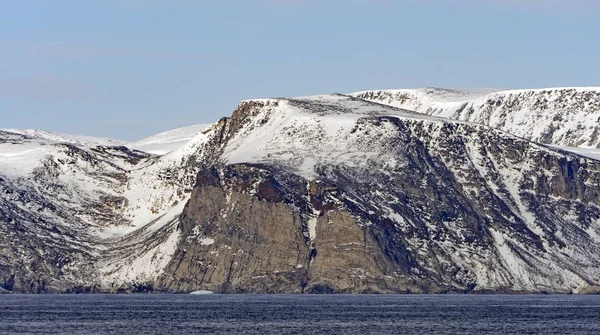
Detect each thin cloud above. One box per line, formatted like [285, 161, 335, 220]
[0, 75, 95, 101]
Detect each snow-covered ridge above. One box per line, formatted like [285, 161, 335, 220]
[1, 128, 128, 147]
[2, 123, 216, 156]
[351, 87, 600, 149]
[213, 94, 600, 179]
[223, 94, 457, 178]
[549, 146, 600, 161]
[130, 123, 213, 155]
[351, 87, 499, 103]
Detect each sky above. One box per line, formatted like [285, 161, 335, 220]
[0, 0, 598, 141]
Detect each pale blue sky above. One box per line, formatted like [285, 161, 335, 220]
[1, 0, 598, 141]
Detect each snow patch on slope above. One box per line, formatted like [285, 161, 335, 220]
[130, 123, 213, 155]
[0, 141, 58, 178]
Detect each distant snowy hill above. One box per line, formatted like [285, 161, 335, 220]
[1, 129, 128, 147]
[351, 87, 600, 149]
[129, 124, 213, 155]
[2, 124, 215, 156]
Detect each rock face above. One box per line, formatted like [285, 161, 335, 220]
[158, 165, 311, 293]
[2, 90, 600, 294]
[351, 87, 600, 148]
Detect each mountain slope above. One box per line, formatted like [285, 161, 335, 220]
[1, 128, 128, 147]
[154, 95, 600, 293]
[0, 129, 207, 292]
[351, 87, 600, 149]
[2, 93, 600, 294]
[130, 124, 213, 155]
[1, 130, 141, 292]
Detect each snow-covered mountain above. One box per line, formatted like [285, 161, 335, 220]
[2, 89, 600, 294]
[0, 127, 212, 292]
[1, 128, 128, 148]
[155, 95, 600, 294]
[130, 124, 213, 155]
[351, 87, 600, 149]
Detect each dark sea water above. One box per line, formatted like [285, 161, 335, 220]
[1, 294, 599, 334]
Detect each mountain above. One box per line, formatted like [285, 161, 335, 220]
[0, 128, 211, 292]
[2, 91, 600, 294]
[154, 95, 600, 294]
[130, 124, 213, 155]
[350, 87, 600, 149]
[1, 128, 128, 147]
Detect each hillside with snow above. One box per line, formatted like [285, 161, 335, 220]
[0, 128, 210, 291]
[2, 88, 600, 294]
[351, 87, 600, 149]
[1, 128, 128, 147]
[129, 123, 213, 155]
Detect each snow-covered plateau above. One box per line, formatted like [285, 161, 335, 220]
[2, 87, 600, 294]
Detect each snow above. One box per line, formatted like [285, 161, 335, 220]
[0, 125, 213, 287]
[351, 87, 600, 149]
[307, 217, 318, 241]
[130, 123, 213, 155]
[488, 86, 600, 94]
[349, 88, 496, 116]
[550, 146, 600, 161]
[186, 226, 216, 245]
[199, 237, 215, 246]
[223, 94, 451, 178]
[2, 128, 128, 147]
[0, 141, 56, 177]
[488, 226, 588, 292]
[489, 229, 532, 289]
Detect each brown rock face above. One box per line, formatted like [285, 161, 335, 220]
[306, 211, 437, 294]
[157, 165, 311, 293]
[156, 164, 450, 294]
